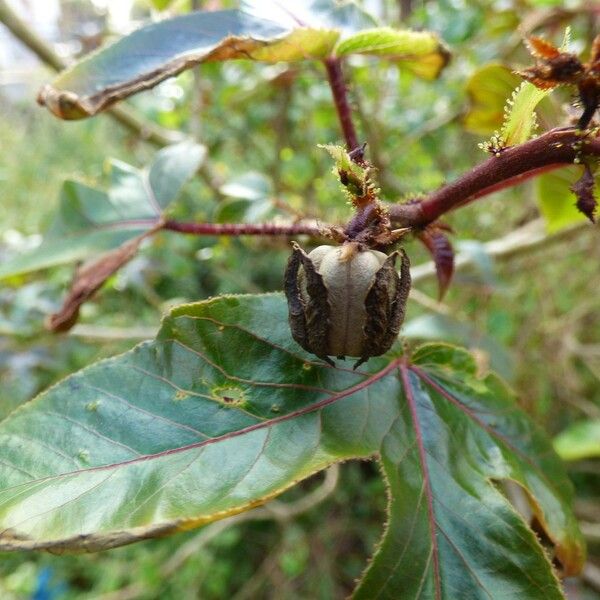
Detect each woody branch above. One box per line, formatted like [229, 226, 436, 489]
[163, 128, 600, 238]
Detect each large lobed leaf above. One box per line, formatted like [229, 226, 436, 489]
[0, 294, 584, 598]
[38, 1, 448, 119]
[0, 141, 205, 280]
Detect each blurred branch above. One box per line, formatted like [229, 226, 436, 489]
[580, 521, 600, 543]
[264, 461, 339, 520]
[408, 288, 452, 315]
[410, 218, 590, 285]
[230, 548, 282, 600]
[0, 0, 63, 71]
[576, 499, 600, 522]
[0, 0, 181, 146]
[583, 562, 600, 594]
[164, 465, 339, 576]
[0, 0, 249, 202]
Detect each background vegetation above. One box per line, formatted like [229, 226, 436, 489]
[0, 0, 599, 597]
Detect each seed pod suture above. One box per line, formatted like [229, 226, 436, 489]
[284, 242, 411, 368]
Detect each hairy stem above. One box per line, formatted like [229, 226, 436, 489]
[4, 0, 600, 241]
[389, 129, 600, 228]
[163, 220, 324, 237]
[324, 58, 360, 152]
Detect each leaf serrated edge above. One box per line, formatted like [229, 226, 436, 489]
[0, 457, 344, 553]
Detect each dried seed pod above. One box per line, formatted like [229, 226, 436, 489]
[284, 242, 411, 368]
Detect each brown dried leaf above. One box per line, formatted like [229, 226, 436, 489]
[526, 36, 560, 60]
[519, 36, 584, 91]
[47, 229, 157, 332]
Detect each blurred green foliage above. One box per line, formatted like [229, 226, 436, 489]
[0, 0, 599, 597]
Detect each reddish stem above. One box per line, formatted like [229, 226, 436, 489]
[163, 220, 324, 237]
[163, 130, 600, 241]
[389, 129, 600, 228]
[324, 57, 360, 152]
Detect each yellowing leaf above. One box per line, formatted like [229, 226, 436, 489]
[335, 27, 449, 79]
[38, 4, 450, 120]
[463, 64, 521, 135]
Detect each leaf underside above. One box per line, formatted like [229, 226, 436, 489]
[0, 294, 584, 598]
[38, 2, 448, 119]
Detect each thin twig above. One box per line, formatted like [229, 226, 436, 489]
[323, 57, 360, 152]
[162, 219, 325, 237]
[580, 522, 600, 543]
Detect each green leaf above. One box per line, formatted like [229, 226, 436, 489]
[319, 143, 369, 196]
[480, 80, 552, 154]
[0, 142, 205, 279]
[463, 64, 521, 135]
[219, 171, 272, 201]
[500, 82, 550, 146]
[334, 27, 449, 79]
[0, 294, 584, 598]
[355, 343, 585, 597]
[554, 420, 600, 461]
[215, 172, 274, 223]
[403, 313, 513, 381]
[38, 3, 448, 119]
[149, 0, 175, 10]
[537, 166, 587, 233]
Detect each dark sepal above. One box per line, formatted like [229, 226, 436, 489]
[571, 164, 597, 223]
[284, 243, 336, 366]
[284, 243, 311, 351]
[362, 249, 411, 362]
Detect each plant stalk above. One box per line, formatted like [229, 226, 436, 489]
[389, 129, 600, 228]
[163, 220, 323, 237]
[324, 57, 360, 152]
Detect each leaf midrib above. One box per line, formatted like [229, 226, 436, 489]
[0, 358, 402, 493]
